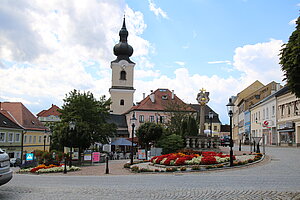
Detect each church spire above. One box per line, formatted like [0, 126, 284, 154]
[113, 17, 134, 63]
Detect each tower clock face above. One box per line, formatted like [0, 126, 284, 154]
[121, 64, 126, 70]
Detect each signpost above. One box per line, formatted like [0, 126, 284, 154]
[26, 153, 34, 161]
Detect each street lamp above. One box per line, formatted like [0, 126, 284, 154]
[226, 97, 235, 167]
[209, 110, 213, 136]
[130, 113, 137, 165]
[69, 121, 76, 167]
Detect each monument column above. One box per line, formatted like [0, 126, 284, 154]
[197, 88, 210, 135]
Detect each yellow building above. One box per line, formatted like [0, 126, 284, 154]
[0, 102, 49, 157]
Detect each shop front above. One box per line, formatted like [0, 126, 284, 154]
[277, 122, 295, 146]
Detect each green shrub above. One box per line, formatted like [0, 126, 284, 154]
[205, 165, 213, 169]
[248, 159, 254, 163]
[154, 169, 160, 172]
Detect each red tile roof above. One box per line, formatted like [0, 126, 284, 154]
[37, 104, 61, 117]
[129, 89, 195, 112]
[0, 102, 46, 131]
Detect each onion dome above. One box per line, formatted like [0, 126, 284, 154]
[113, 17, 134, 63]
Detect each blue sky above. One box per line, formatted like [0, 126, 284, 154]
[0, 0, 299, 124]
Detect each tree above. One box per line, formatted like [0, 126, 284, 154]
[135, 122, 163, 159]
[157, 134, 184, 154]
[181, 116, 198, 136]
[164, 101, 196, 136]
[280, 16, 300, 97]
[52, 90, 116, 159]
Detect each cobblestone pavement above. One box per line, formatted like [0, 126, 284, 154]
[1, 146, 300, 200]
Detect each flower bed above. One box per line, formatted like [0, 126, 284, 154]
[150, 151, 235, 166]
[18, 164, 81, 174]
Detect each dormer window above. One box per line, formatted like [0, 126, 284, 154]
[162, 95, 168, 100]
[3, 121, 7, 125]
[31, 121, 35, 124]
[120, 70, 126, 80]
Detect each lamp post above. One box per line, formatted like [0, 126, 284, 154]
[130, 113, 137, 165]
[209, 110, 213, 148]
[69, 121, 76, 167]
[43, 134, 47, 151]
[226, 98, 235, 167]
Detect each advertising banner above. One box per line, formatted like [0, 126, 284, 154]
[92, 152, 100, 162]
[138, 149, 146, 160]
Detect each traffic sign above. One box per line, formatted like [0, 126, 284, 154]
[26, 153, 34, 161]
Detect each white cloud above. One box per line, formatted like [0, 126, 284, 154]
[135, 68, 242, 123]
[0, 0, 152, 114]
[148, 0, 169, 19]
[208, 60, 232, 65]
[289, 18, 297, 26]
[135, 69, 160, 79]
[232, 39, 284, 86]
[175, 61, 185, 66]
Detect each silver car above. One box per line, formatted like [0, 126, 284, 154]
[0, 149, 13, 186]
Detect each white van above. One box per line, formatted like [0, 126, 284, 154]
[0, 149, 13, 186]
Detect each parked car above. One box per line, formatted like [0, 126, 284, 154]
[0, 149, 13, 186]
[220, 136, 230, 147]
[10, 158, 21, 167]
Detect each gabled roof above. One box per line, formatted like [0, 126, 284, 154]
[129, 89, 195, 112]
[37, 104, 61, 117]
[0, 102, 46, 131]
[0, 112, 23, 130]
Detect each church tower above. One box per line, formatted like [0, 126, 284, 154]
[109, 17, 135, 114]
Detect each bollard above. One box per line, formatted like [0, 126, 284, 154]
[105, 156, 109, 174]
[64, 155, 67, 174]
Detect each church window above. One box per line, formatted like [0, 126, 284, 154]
[120, 70, 126, 80]
[120, 99, 124, 106]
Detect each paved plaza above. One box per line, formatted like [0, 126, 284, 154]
[1, 146, 300, 200]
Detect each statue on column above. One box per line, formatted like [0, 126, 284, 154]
[197, 88, 210, 135]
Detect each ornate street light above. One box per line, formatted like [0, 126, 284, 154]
[226, 98, 235, 167]
[69, 121, 76, 167]
[130, 113, 137, 165]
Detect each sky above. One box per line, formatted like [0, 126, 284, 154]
[0, 0, 299, 124]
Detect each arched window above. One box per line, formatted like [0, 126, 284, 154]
[120, 99, 124, 106]
[120, 70, 126, 80]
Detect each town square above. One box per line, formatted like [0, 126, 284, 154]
[0, 1, 300, 199]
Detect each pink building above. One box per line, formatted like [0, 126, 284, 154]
[125, 89, 196, 137]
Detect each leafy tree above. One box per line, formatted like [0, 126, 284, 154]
[52, 90, 116, 160]
[135, 122, 163, 159]
[157, 134, 184, 154]
[164, 101, 196, 136]
[280, 16, 300, 97]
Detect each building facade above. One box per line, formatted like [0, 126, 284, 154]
[276, 87, 300, 146]
[0, 111, 23, 159]
[0, 102, 49, 154]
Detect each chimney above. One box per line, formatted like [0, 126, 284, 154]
[172, 90, 175, 100]
[143, 93, 145, 99]
[150, 90, 155, 103]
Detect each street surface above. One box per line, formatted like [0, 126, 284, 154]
[1, 146, 300, 200]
